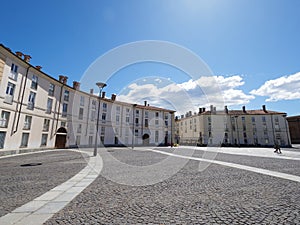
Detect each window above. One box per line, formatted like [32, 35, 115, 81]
[102, 113, 106, 121]
[0, 132, 6, 149]
[31, 75, 38, 90]
[135, 118, 139, 124]
[79, 108, 84, 120]
[126, 116, 130, 124]
[41, 134, 48, 146]
[145, 119, 149, 127]
[91, 100, 96, 109]
[165, 114, 169, 120]
[21, 133, 29, 147]
[62, 103, 68, 117]
[145, 111, 149, 118]
[80, 96, 85, 106]
[5, 82, 15, 104]
[136, 110, 139, 115]
[155, 119, 159, 126]
[43, 119, 50, 131]
[126, 108, 130, 113]
[48, 83, 55, 96]
[116, 115, 120, 124]
[251, 117, 255, 123]
[89, 136, 93, 145]
[91, 110, 96, 121]
[165, 120, 168, 127]
[89, 125, 94, 134]
[27, 92, 36, 110]
[135, 129, 139, 136]
[46, 98, 53, 114]
[116, 106, 121, 113]
[101, 126, 105, 135]
[155, 112, 159, 117]
[9, 63, 18, 80]
[262, 116, 266, 123]
[0, 111, 10, 128]
[64, 90, 69, 101]
[23, 116, 32, 130]
[76, 135, 81, 146]
[61, 121, 66, 127]
[103, 103, 107, 111]
[155, 131, 159, 142]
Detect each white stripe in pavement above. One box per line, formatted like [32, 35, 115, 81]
[148, 149, 300, 183]
[0, 150, 102, 225]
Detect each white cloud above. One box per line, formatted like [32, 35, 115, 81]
[117, 75, 254, 115]
[250, 72, 300, 102]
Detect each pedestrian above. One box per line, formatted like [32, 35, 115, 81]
[274, 143, 281, 154]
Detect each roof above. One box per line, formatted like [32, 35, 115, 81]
[0, 44, 176, 113]
[176, 109, 287, 121]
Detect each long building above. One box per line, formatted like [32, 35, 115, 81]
[0, 44, 175, 151]
[175, 105, 291, 147]
[286, 115, 300, 144]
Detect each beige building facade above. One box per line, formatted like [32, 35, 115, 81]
[0, 44, 175, 151]
[175, 105, 291, 147]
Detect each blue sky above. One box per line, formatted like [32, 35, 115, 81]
[1, 0, 300, 116]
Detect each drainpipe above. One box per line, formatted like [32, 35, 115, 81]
[55, 83, 64, 136]
[12, 65, 30, 135]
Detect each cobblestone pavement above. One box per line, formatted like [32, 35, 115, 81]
[0, 150, 87, 217]
[45, 147, 300, 224]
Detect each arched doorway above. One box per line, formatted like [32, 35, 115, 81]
[142, 133, 150, 146]
[55, 127, 67, 148]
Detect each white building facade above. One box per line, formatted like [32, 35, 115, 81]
[0, 44, 175, 151]
[175, 105, 291, 147]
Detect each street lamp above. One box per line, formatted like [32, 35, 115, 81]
[94, 82, 107, 157]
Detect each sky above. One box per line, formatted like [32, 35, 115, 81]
[1, 0, 300, 116]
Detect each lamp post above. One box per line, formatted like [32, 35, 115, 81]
[94, 82, 107, 157]
[132, 104, 137, 149]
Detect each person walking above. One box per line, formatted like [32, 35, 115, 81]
[274, 143, 281, 154]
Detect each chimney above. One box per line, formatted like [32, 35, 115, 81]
[111, 94, 116, 101]
[210, 105, 214, 112]
[199, 108, 203, 114]
[175, 116, 179, 121]
[242, 106, 246, 113]
[35, 65, 42, 71]
[59, 75, 68, 84]
[101, 91, 106, 98]
[202, 107, 206, 112]
[73, 81, 80, 90]
[90, 89, 94, 94]
[224, 106, 228, 114]
[262, 105, 267, 112]
[15, 51, 23, 58]
[144, 100, 147, 106]
[24, 55, 31, 63]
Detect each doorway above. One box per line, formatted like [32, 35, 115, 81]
[142, 133, 150, 145]
[55, 127, 67, 148]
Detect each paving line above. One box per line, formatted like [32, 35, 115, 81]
[0, 150, 103, 225]
[148, 148, 300, 183]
